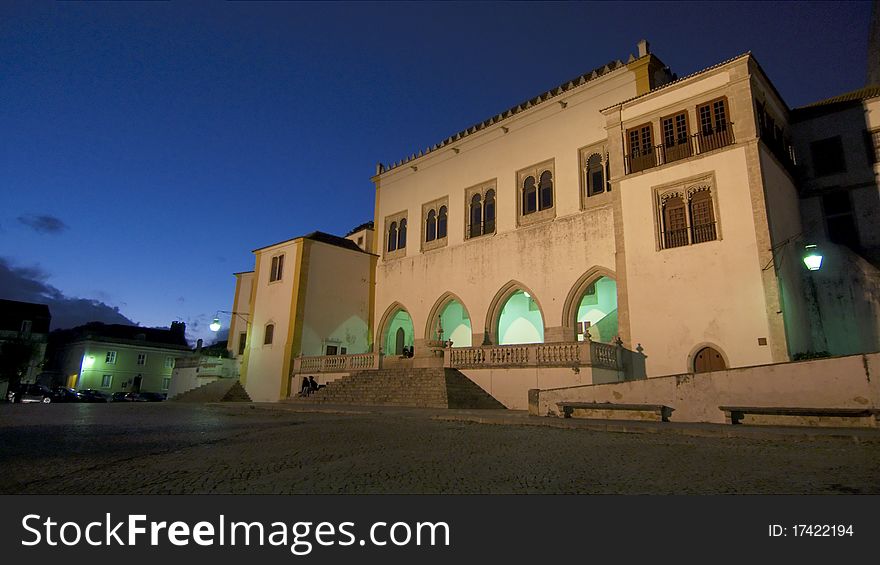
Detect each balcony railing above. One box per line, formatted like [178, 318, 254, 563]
[625, 125, 735, 175]
[661, 222, 717, 250]
[292, 352, 380, 374]
[446, 341, 621, 371]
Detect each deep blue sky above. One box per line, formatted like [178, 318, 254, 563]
[0, 1, 871, 344]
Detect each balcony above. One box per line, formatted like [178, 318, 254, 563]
[625, 125, 735, 175]
[660, 222, 718, 250]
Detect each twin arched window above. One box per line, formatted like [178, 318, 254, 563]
[469, 189, 495, 238]
[660, 187, 717, 249]
[425, 206, 447, 242]
[387, 218, 407, 252]
[522, 170, 553, 215]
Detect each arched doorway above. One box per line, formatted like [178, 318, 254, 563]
[693, 346, 726, 373]
[574, 276, 618, 342]
[426, 294, 473, 347]
[497, 290, 544, 345]
[384, 309, 414, 355]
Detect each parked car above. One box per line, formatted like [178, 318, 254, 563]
[111, 392, 129, 402]
[7, 383, 55, 403]
[77, 389, 110, 403]
[51, 386, 81, 403]
[137, 391, 166, 402]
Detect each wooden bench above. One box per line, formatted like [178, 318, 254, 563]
[719, 406, 880, 428]
[557, 402, 673, 422]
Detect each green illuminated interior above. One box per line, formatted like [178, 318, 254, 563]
[498, 290, 544, 345]
[576, 276, 618, 342]
[385, 309, 414, 355]
[436, 299, 472, 347]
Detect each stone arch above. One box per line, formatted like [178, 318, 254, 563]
[484, 280, 546, 345]
[424, 292, 473, 347]
[376, 302, 413, 354]
[561, 266, 618, 342]
[686, 342, 730, 374]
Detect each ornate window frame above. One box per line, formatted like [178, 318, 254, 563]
[652, 172, 722, 251]
[578, 143, 611, 209]
[383, 210, 408, 261]
[421, 196, 449, 252]
[464, 179, 497, 240]
[516, 158, 555, 227]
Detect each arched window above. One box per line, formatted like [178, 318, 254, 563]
[437, 206, 447, 239]
[662, 196, 688, 249]
[522, 176, 537, 215]
[425, 209, 437, 242]
[387, 221, 398, 252]
[470, 194, 482, 238]
[689, 190, 717, 243]
[264, 323, 274, 345]
[539, 170, 553, 210]
[484, 189, 495, 233]
[398, 218, 407, 249]
[586, 154, 604, 197]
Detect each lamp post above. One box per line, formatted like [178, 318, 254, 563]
[209, 311, 250, 332]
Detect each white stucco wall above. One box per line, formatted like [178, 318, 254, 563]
[244, 240, 300, 402]
[300, 241, 374, 357]
[758, 146, 812, 356]
[535, 353, 880, 424]
[619, 147, 775, 376]
[374, 67, 639, 348]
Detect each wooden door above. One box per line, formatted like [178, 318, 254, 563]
[694, 347, 726, 373]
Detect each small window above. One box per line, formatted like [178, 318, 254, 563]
[137, 353, 146, 366]
[662, 196, 689, 249]
[398, 218, 407, 249]
[484, 190, 495, 233]
[539, 170, 553, 210]
[810, 136, 846, 177]
[822, 191, 859, 249]
[105, 351, 117, 364]
[238, 332, 247, 355]
[269, 254, 285, 282]
[162, 378, 171, 391]
[697, 98, 728, 135]
[340, 347, 347, 355]
[164, 356, 174, 369]
[585, 153, 604, 197]
[357, 236, 364, 247]
[689, 191, 717, 244]
[101, 374, 112, 388]
[388, 221, 398, 252]
[326, 345, 338, 355]
[661, 111, 691, 163]
[437, 206, 447, 239]
[264, 324, 275, 345]
[425, 209, 437, 242]
[470, 194, 483, 238]
[522, 175, 537, 215]
[626, 123, 655, 173]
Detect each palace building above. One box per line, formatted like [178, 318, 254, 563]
[226, 41, 880, 409]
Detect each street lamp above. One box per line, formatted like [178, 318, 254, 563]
[802, 244, 823, 271]
[209, 311, 250, 332]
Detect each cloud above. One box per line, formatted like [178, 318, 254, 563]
[0, 256, 134, 329]
[17, 214, 69, 234]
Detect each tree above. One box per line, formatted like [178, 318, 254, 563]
[0, 338, 39, 387]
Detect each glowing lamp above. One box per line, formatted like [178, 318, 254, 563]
[82, 355, 95, 369]
[802, 244, 823, 271]
[209, 317, 222, 332]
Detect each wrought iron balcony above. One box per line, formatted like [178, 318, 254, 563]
[624, 124, 735, 175]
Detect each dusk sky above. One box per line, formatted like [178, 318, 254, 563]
[0, 1, 871, 345]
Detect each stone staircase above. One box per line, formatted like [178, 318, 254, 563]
[292, 368, 505, 409]
[170, 379, 252, 403]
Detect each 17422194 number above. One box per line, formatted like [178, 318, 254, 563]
[768, 524, 854, 537]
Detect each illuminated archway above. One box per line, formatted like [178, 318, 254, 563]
[562, 267, 618, 342]
[425, 293, 472, 347]
[485, 282, 545, 345]
[377, 303, 415, 355]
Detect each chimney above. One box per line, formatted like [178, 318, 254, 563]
[637, 39, 650, 58]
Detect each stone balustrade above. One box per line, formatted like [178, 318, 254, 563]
[292, 352, 379, 374]
[446, 341, 621, 370]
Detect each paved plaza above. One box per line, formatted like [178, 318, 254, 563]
[1, 402, 878, 494]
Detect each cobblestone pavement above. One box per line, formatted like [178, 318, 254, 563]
[1, 402, 878, 494]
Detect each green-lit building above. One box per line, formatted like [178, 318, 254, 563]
[48, 322, 191, 394]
